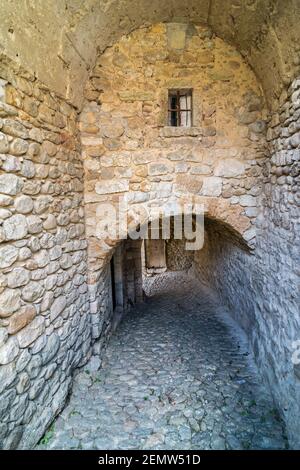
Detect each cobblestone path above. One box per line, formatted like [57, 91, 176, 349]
[38, 274, 287, 450]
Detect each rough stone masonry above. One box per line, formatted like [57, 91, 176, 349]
[0, 0, 299, 450]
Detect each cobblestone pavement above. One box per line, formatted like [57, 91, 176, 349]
[37, 274, 288, 450]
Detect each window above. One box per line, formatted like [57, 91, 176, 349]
[168, 89, 192, 127]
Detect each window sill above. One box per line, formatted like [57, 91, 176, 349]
[159, 126, 202, 138]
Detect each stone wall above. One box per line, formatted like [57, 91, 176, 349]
[193, 77, 300, 448]
[0, 57, 89, 449]
[256, 77, 300, 448]
[81, 22, 268, 255]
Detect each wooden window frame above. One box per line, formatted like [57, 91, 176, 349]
[168, 89, 193, 127]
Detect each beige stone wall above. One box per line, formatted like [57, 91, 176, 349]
[0, 57, 89, 449]
[80, 23, 267, 265]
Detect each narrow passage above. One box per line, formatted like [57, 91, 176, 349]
[38, 274, 287, 450]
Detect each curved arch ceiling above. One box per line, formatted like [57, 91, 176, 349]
[0, 0, 299, 108]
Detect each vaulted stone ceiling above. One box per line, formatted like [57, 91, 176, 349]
[0, 0, 299, 108]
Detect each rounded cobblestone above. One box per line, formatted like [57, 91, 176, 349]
[37, 275, 287, 450]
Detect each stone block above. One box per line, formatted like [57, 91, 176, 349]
[0, 131, 9, 153]
[8, 306, 37, 335]
[7, 268, 30, 288]
[118, 91, 154, 101]
[9, 138, 29, 156]
[214, 159, 245, 177]
[3, 214, 28, 240]
[167, 23, 187, 50]
[95, 180, 129, 195]
[148, 163, 171, 176]
[22, 282, 44, 302]
[239, 195, 256, 207]
[202, 177, 222, 196]
[0, 362, 17, 394]
[175, 175, 203, 194]
[17, 317, 45, 348]
[0, 288, 21, 318]
[0, 245, 18, 268]
[0, 337, 19, 365]
[15, 195, 34, 214]
[0, 174, 23, 195]
[50, 296, 67, 322]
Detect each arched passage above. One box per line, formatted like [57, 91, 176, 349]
[37, 215, 288, 450]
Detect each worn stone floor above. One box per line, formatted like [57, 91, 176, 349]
[37, 273, 288, 450]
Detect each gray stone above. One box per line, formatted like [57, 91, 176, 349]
[2, 154, 21, 172]
[30, 334, 47, 355]
[21, 281, 44, 302]
[88, 356, 102, 372]
[17, 317, 45, 348]
[0, 245, 18, 268]
[15, 195, 34, 214]
[95, 180, 129, 195]
[29, 378, 44, 400]
[0, 194, 13, 206]
[10, 138, 29, 156]
[50, 296, 67, 321]
[0, 207, 11, 220]
[0, 423, 8, 440]
[18, 247, 32, 261]
[7, 267, 30, 288]
[0, 362, 17, 394]
[34, 196, 53, 214]
[21, 160, 36, 178]
[0, 389, 16, 420]
[9, 395, 29, 422]
[3, 426, 23, 450]
[239, 195, 256, 207]
[3, 214, 28, 240]
[215, 159, 245, 177]
[26, 354, 42, 379]
[2, 119, 29, 139]
[32, 250, 50, 269]
[0, 327, 8, 347]
[294, 364, 300, 380]
[41, 333, 60, 365]
[27, 215, 43, 234]
[43, 214, 57, 230]
[148, 163, 171, 176]
[0, 336, 19, 364]
[290, 133, 300, 148]
[49, 246, 62, 260]
[249, 120, 266, 134]
[202, 177, 222, 196]
[60, 254, 72, 269]
[16, 349, 31, 372]
[16, 372, 30, 394]
[0, 288, 21, 318]
[0, 174, 23, 195]
[0, 131, 9, 153]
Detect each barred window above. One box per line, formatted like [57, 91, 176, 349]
[168, 89, 193, 127]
